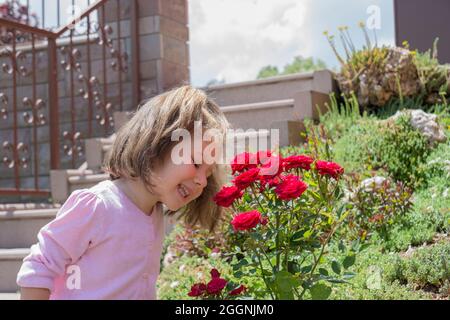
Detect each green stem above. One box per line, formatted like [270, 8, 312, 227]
[258, 243, 275, 271]
[284, 199, 295, 271]
[250, 185, 276, 229]
[299, 223, 338, 299]
[275, 211, 281, 272]
[250, 185, 266, 214]
[254, 248, 276, 300]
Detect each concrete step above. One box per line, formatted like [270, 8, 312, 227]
[0, 292, 20, 300]
[0, 248, 29, 292]
[0, 206, 59, 248]
[222, 99, 295, 131]
[50, 170, 109, 203]
[85, 136, 114, 171]
[204, 70, 335, 106]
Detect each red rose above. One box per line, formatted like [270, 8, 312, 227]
[210, 268, 221, 279]
[230, 152, 258, 174]
[229, 285, 246, 296]
[231, 210, 263, 231]
[259, 174, 282, 190]
[206, 277, 228, 295]
[275, 174, 308, 201]
[283, 155, 314, 171]
[232, 167, 260, 190]
[315, 160, 344, 179]
[188, 283, 207, 297]
[213, 186, 244, 207]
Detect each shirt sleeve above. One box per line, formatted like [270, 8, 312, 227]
[16, 189, 106, 292]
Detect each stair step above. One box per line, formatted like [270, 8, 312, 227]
[0, 248, 29, 292]
[68, 173, 109, 192]
[51, 168, 110, 204]
[0, 292, 20, 300]
[0, 208, 59, 248]
[221, 99, 294, 113]
[205, 70, 334, 106]
[85, 134, 115, 171]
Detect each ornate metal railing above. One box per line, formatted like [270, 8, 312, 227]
[0, 0, 140, 196]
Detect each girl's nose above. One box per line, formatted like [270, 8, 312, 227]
[194, 171, 208, 189]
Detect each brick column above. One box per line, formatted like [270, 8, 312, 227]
[137, 0, 190, 99]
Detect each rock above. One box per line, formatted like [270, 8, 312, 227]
[342, 176, 388, 203]
[391, 109, 447, 144]
[336, 47, 421, 108]
[360, 176, 387, 192]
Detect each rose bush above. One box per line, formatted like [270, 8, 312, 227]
[214, 151, 355, 300]
[188, 268, 246, 299]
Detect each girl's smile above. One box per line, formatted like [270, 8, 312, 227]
[177, 183, 191, 199]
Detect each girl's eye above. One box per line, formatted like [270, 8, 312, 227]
[192, 158, 200, 168]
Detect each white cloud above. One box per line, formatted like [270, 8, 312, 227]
[189, 0, 313, 86]
[189, 0, 395, 86]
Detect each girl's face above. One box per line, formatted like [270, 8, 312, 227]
[152, 139, 216, 211]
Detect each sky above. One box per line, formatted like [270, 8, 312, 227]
[17, 0, 395, 87]
[188, 0, 396, 87]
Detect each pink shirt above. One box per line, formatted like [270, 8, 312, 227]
[16, 179, 166, 300]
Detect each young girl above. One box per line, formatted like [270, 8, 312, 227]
[16, 85, 229, 300]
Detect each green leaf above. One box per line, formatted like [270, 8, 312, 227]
[290, 230, 305, 242]
[309, 190, 322, 202]
[343, 272, 356, 280]
[274, 271, 299, 300]
[331, 260, 341, 275]
[243, 194, 252, 203]
[250, 232, 263, 241]
[262, 269, 273, 277]
[319, 268, 329, 276]
[343, 254, 356, 269]
[303, 229, 313, 239]
[326, 278, 348, 284]
[300, 265, 313, 274]
[233, 258, 249, 270]
[309, 283, 332, 300]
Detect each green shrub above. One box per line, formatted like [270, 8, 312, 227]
[380, 173, 449, 252]
[334, 114, 431, 187]
[332, 118, 380, 174]
[342, 174, 413, 243]
[381, 211, 439, 252]
[371, 115, 430, 187]
[327, 245, 432, 300]
[400, 241, 450, 296]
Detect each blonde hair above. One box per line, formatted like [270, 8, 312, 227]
[103, 85, 230, 231]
